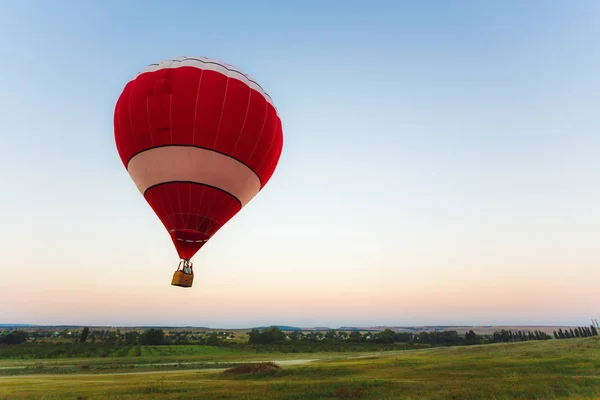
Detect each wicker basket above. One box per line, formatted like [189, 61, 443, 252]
[171, 270, 194, 288]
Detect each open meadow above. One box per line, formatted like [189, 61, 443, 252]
[1, 336, 598, 399]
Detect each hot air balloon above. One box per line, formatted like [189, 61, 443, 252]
[113, 56, 283, 288]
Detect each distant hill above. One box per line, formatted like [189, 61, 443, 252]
[253, 325, 303, 331]
[0, 324, 39, 328]
[292, 326, 333, 331]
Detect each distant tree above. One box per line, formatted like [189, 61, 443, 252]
[375, 329, 397, 344]
[79, 327, 90, 343]
[0, 330, 28, 344]
[140, 329, 165, 345]
[418, 331, 432, 344]
[248, 327, 286, 344]
[592, 325, 599, 336]
[553, 331, 558, 339]
[580, 327, 587, 337]
[492, 331, 502, 343]
[348, 330, 362, 343]
[124, 331, 139, 345]
[205, 332, 221, 346]
[569, 328, 575, 338]
[247, 329, 261, 343]
[565, 330, 572, 339]
[324, 329, 337, 341]
[465, 330, 477, 344]
[264, 327, 286, 344]
[396, 332, 413, 343]
[105, 331, 118, 344]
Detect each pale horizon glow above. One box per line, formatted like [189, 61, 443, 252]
[0, 0, 599, 328]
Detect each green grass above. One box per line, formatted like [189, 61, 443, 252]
[0, 337, 598, 399]
[0, 341, 421, 360]
[0, 344, 357, 376]
[0, 343, 250, 360]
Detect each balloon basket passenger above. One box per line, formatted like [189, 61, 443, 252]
[171, 260, 194, 288]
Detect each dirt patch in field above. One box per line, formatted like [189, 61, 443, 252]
[222, 362, 281, 375]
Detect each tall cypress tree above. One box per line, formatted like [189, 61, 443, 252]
[584, 327, 592, 337]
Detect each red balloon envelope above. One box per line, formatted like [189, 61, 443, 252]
[113, 56, 283, 287]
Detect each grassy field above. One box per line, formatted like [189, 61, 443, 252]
[0, 346, 358, 376]
[0, 337, 598, 399]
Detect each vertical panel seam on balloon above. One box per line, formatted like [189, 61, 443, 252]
[193, 161, 209, 238]
[212, 69, 230, 149]
[137, 71, 175, 231]
[190, 65, 207, 235]
[198, 68, 230, 234]
[168, 60, 185, 229]
[230, 82, 253, 169]
[201, 176, 224, 238]
[126, 81, 139, 159]
[156, 196, 176, 231]
[145, 82, 154, 149]
[259, 123, 283, 186]
[186, 69, 204, 230]
[254, 119, 280, 187]
[195, 186, 211, 238]
[265, 121, 284, 181]
[194, 183, 209, 238]
[201, 67, 231, 237]
[243, 101, 270, 189]
[190, 66, 205, 147]
[207, 68, 234, 234]
[155, 62, 179, 234]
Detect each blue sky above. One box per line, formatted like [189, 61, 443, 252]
[0, 0, 599, 328]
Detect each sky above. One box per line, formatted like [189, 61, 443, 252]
[0, 0, 599, 328]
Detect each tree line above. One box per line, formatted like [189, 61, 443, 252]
[490, 329, 553, 343]
[247, 327, 551, 346]
[2, 325, 597, 349]
[553, 325, 598, 339]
